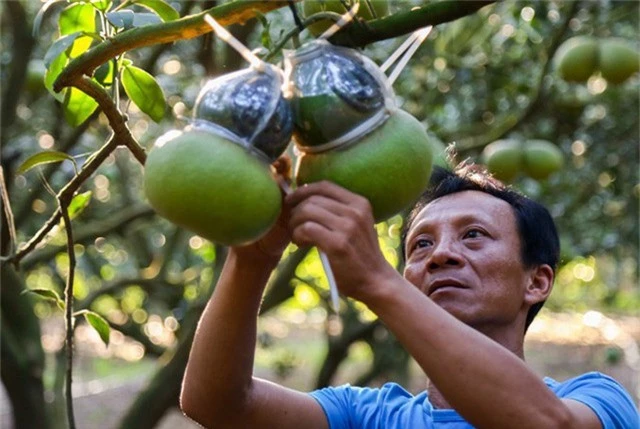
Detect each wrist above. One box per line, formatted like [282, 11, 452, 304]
[354, 266, 407, 309]
[229, 245, 283, 270]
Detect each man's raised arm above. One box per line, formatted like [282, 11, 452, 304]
[180, 224, 327, 429]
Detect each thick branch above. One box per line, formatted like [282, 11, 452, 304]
[54, 1, 293, 92]
[21, 205, 155, 270]
[0, 0, 36, 136]
[330, 0, 496, 47]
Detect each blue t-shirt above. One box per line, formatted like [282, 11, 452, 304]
[309, 372, 639, 428]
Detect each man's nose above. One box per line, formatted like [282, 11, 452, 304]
[427, 239, 463, 271]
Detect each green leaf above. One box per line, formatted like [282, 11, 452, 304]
[59, 3, 96, 35]
[94, 61, 114, 86]
[106, 11, 161, 29]
[63, 87, 99, 127]
[134, 0, 179, 22]
[68, 191, 92, 220]
[255, 12, 273, 50]
[33, 0, 67, 38]
[44, 32, 82, 67]
[90, 0, 113, 12]
[45, 54, 68, 102]
[121, 65, 166, 122]
[106, 10, 135, 29]
[17, 151, 75, 175]
[83, 311, 111, 346]
[21, 288, 65, 311]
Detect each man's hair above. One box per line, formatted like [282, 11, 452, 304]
[401, 163, 560, 331]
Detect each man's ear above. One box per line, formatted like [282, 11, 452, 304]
[524, 264, 554, 306]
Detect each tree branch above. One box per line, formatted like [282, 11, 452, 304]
[329, 0, 496, 47]
[77, 277, 184, 312]
[72, 77, 147, 164]
[8, 135, 120, 266]
[21, 205, 155, 270]
[58, 198, 77, 429]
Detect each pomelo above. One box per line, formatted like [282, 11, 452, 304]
[522, 139, 564, 180]
[295, 109, 433, 222]
[143, 129, 282, 246]
[303, 0, 390, 37]
[554, 36, 599, 83]
[481, 139, 523, 182]
[598, 38, 640, 85]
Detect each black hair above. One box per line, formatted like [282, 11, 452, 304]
[401, 163, 560, 331]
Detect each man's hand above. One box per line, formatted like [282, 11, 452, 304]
[286, 181, 399, 301]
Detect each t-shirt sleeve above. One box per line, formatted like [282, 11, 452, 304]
[309, 384, 383, 428]
[553, 372, 639, 429]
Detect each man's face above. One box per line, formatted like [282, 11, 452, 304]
[403, 190, 532, 331]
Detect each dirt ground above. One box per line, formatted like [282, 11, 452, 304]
[1, 311, 638, 428]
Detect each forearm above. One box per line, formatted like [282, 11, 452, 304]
[365, 279, 572, 429]
[181, 249, 279, 425]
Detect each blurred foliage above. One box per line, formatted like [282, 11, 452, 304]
[1, 0, 638, 427]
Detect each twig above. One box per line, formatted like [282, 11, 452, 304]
[0, 167, 17, 257]
[72, 77, 147, 165]
[58, 196, 77, 429]
[9, 135, 120, 265]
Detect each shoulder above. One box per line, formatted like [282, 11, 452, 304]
[310, 383, 433, 428]
[545, 372, 639, 428]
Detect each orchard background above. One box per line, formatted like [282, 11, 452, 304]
[1, 1, 638, 428]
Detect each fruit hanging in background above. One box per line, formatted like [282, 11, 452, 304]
[481, 139, 523, 182]
[522, 139, 564, 180]
[286, 40, 433, 221]
[144, 66, 292, 246]
[554, 36, 599, 83]
[598, 38, 640, 85]
[303, 0, 390, 37]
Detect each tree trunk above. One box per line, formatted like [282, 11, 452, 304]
[1, 264, 50, 429]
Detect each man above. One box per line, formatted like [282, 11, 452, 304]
[180, 164, 638, 428]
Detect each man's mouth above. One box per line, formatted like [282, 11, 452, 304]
[427, 279, 467, 296]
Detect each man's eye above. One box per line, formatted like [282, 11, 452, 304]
[464, 229, 485, 239]
[414, 238, 433, 249]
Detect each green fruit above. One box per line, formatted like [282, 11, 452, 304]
[292, 93, 380, 147]
[522, 139, 564, 181]
[144, 129, 282, 246]
[598, 38, 640, 85]
[481, 139, 523, 182]
[295, 109, 433, 221]
[426, 132, 450, 168]
[303, 0, 390, 36]
[554, 37, 599, 82]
